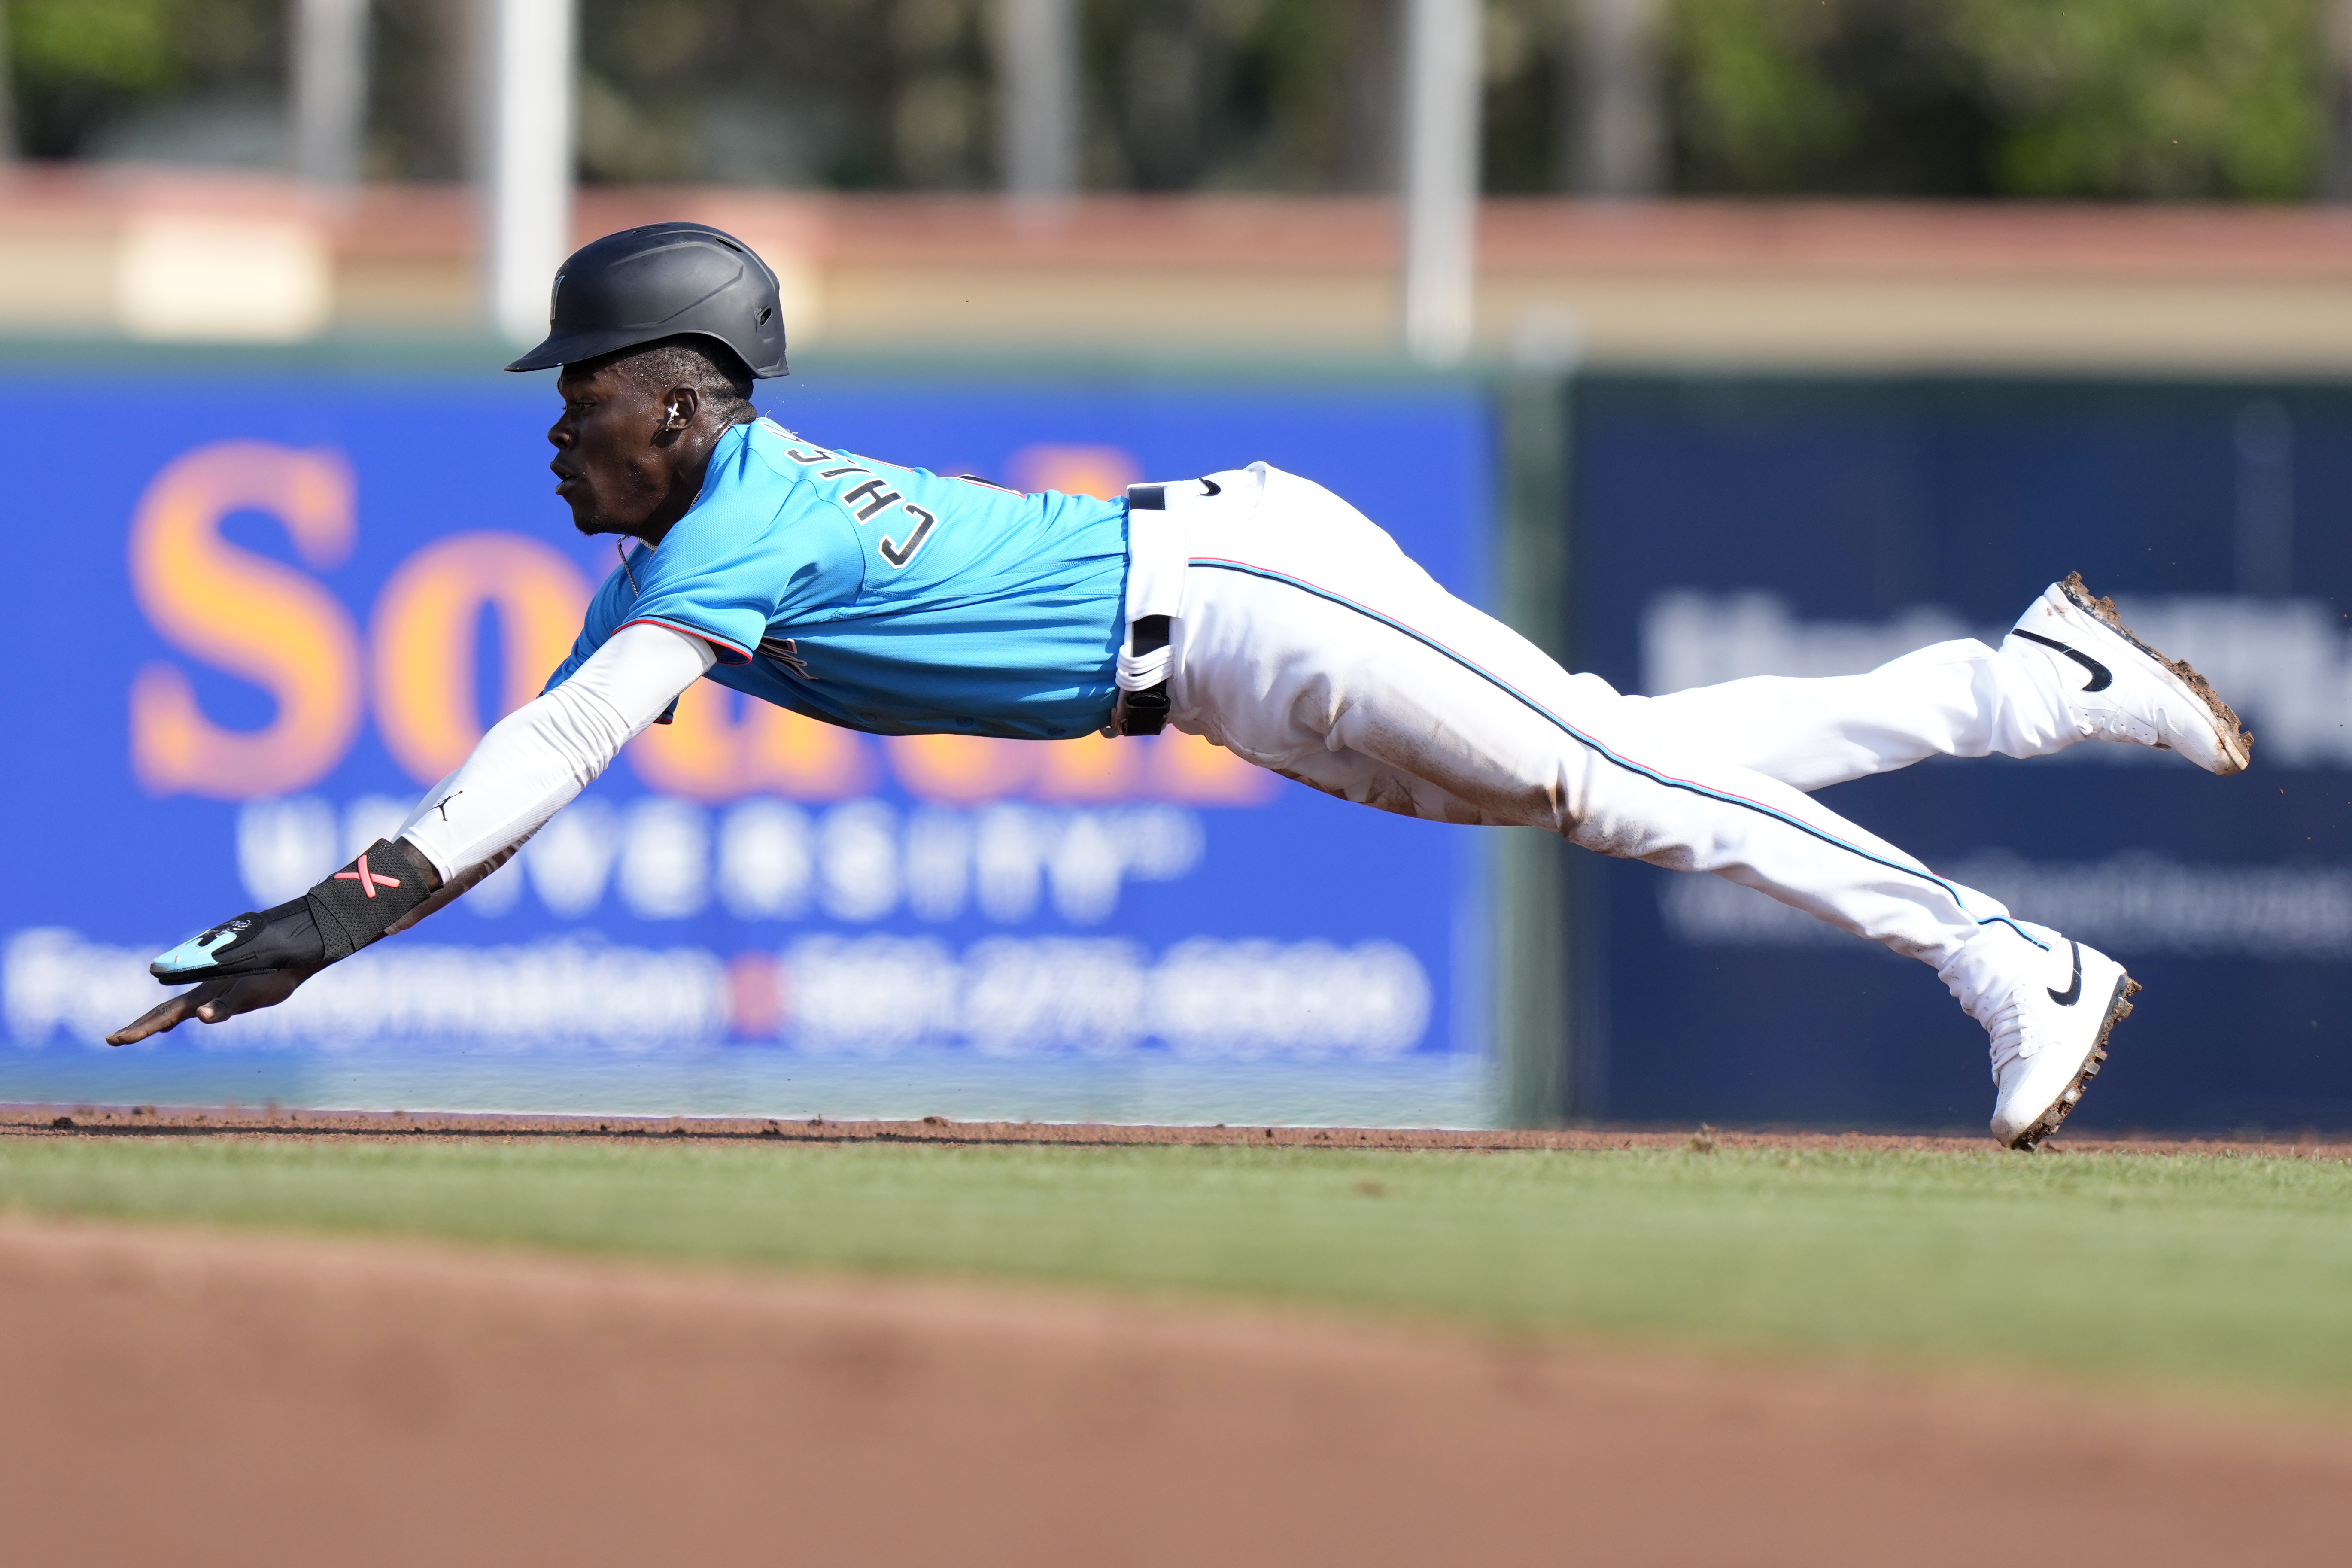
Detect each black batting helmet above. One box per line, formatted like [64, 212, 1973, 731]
[504, 222, 789, 378]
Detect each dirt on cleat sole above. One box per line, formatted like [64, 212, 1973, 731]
[2007, 975, 2139, 1151]
[2060, 571, 2254, 773]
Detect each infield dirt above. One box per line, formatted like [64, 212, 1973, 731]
[2, 1112, 2349, 1565]
[3, 1211, 2350, 1567]
[7, 1102, 2349, 1156]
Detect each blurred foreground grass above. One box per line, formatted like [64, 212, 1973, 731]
[2, 1136, 2348, 1407]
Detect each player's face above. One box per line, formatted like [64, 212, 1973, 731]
[547, 362, 677, 539]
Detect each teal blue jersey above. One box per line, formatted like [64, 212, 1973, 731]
[544, 418, 1129, 740]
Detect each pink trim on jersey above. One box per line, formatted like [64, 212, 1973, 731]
[617, 616, 752, 666]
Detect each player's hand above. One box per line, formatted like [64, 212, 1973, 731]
[110, 840, 450, 1048]
[106, 964, 319, 1046]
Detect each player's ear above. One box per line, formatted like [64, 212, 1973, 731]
[660, 385, 699, 433]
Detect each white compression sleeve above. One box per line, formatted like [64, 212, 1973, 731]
[395, 621, 718, 883]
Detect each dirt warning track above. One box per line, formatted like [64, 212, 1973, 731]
[0, 1212, 2344, 1568]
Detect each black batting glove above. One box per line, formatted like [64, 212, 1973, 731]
[149, 898, 325, 980]
[150, 837, 439, 983]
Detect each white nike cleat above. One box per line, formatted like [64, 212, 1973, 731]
[1983, 935, 2137, 1150]
[2005, 572, 2252, 775]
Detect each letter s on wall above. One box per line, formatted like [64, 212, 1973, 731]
[128, 441, 365, 799]
[370, 532, 592, 785]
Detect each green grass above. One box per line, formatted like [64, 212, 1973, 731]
[3, 1136, 2349, 1409]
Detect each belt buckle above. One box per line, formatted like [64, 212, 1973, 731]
[1115, 684, 1170, 736]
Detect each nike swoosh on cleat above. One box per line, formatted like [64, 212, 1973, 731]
[2011, 629, 2112, 693]
[2048, 939, 2083, 1006]
[1199, 477, 1221, 495]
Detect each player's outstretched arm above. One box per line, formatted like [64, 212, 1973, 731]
[108, 622, 718, 1045]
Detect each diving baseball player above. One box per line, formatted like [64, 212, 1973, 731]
[108, 223, 2255, 1149]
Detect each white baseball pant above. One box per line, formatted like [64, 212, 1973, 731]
[1155, 464, 2081, 973]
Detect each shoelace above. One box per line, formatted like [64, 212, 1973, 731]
[1984, 988, 2032, 1079]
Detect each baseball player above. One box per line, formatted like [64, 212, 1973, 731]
[109, 223, 2254, 1148]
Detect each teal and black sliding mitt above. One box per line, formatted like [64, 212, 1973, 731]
[150, 837, 438, 982]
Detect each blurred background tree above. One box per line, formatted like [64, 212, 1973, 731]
[0, 0, 2332, 199]
[8, 0, 283, 163]
[1671, 0, 2322, 198]
[1953, 0, 2319, 198]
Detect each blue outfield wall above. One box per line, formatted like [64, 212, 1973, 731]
[1571, 377, 2352, 1133]
[0, 368, 1495, 1124]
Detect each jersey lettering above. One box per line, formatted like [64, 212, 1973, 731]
[878, 503, 938, 568]
[547, 422, 1128, 743]
[842, 478, 904, 522]
[761, 421, 835, 467]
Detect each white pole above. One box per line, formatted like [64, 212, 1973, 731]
[291, 0, 370, 186]
[482, 0, 577, 344]
[1573, 0, 1662, 196]
[1401, 0, 1480, 365]
[997, 0, 1078, 199]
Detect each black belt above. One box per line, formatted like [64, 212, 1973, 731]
[1115, 614, 1171, 735]
[1116, 479, 1177, 736]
